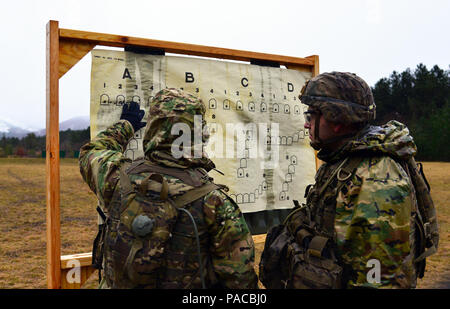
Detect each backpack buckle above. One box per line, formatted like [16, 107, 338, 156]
[424, 222, 431, 239]
[336, 168, 352, 181]
[306, 235, 329, 258]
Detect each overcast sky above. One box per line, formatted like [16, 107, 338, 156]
[1, 0, 449, 130]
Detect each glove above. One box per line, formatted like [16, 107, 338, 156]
[120, 101, 146, 132]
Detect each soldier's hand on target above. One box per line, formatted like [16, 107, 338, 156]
[120, 101, 146, 132]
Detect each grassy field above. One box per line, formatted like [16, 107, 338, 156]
[0, 158, 448, 289]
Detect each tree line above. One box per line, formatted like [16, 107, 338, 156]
[1, 63, 449, 161]
[0, 128, 90, 158]
[371, 63, 449, 161]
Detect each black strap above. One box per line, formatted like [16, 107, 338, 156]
[96, 205, 106, 222]
[92, 204, 111, 283]
[417, 162, 431, 192]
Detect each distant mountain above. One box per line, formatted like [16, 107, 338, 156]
[0, 119, 36, 138]
[34, 116, 90, 136]
[0, 116, 90, 138]
[60, 116, 90, 131]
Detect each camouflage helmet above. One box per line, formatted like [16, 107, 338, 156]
[299, 72, 376, 124]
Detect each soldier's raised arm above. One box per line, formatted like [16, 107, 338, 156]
[79, 101, 145, 207]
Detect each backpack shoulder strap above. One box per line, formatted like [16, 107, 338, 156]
[119, 161, 133, 196]
[321, 156, 365, 236]
[123, 159, 221, 207]
[126, 160, 206, 187]
[171, 182, 222, 209]
[390, 156, 439, 248]
[404, 157, 439, 257]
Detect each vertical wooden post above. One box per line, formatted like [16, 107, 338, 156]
[46, 20, 61, 289]
[309, 55, 320, 77]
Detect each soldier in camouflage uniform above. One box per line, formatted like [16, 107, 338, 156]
[79, 88, 258, 289]
[260, 72, 430, 289]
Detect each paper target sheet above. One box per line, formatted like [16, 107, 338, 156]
[90, 49, 316, 213]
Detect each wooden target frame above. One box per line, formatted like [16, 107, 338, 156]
[46, 20, 319, 289]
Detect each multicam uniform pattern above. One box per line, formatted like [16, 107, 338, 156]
[294, 72, 419, 288]
[315, 120, 418, 288]
[79, 88, 257, 289]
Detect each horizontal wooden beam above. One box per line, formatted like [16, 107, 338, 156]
[61, 233, 267, 270]
[252, 234, 267, 244]
[59, 28, 315, 68]
[61, 252, 93, 269]
[59, 232, 266, 289]
[60, 253, 96, 289]
[60, 232, 267, 270]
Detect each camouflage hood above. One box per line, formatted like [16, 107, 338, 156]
[143, 88, 215, 171]
[318, 120, 417, 162]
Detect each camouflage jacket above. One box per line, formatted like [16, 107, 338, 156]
[312, 120, 419, 288]
[79, 120, 258, 289]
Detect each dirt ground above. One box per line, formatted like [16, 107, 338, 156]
[0, 158, 448, 289]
